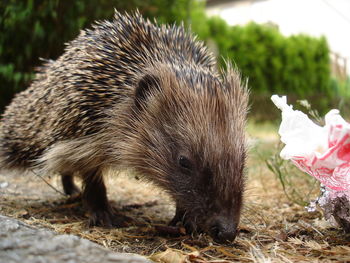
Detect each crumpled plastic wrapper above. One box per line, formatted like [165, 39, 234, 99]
[271, 95, 350, 232]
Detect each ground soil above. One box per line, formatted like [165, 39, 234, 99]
[1, 127, 350, 262]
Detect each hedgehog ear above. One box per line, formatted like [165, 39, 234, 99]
[134, 74, 161, 109]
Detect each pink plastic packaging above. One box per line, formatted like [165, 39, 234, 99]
[272, 95, 350, 231]
[271, 95, 350, 194]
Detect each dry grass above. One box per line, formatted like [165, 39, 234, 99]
[1, 122, 350, 262]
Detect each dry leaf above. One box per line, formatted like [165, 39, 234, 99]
[150, 248, 203, 263]
[150, 248, 188, 263]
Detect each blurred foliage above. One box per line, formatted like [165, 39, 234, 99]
[331, 76, 350, 101]
[203, 17, 333, 118]
[0, 0, 340, 119]
[0, 0, 202, 112]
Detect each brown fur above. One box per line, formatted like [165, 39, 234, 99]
[0, 11, 249, 242]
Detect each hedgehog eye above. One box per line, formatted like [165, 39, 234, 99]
[178, 156, 193, 171]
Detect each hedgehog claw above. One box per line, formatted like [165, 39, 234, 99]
[88, 208, 131, 228]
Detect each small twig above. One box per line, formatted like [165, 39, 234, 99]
[31, 169, 66, 196]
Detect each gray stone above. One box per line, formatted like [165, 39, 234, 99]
[0, 215, 152, 263]
[0, 182, 9, 188]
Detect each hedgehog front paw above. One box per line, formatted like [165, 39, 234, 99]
[88, 207, 131, 228]
[169, 205, 186, 226]
[169, 206, 199, 234]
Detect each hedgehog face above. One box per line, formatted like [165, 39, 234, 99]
[168, 141, 244, 243]
[164, 84, 247, 243]
[119, 64, 248, 243]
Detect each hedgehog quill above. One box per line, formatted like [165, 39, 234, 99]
[0, 11, 249, 243]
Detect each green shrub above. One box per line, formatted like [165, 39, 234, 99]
[203, 18, 333, 118]
[0, 1, 336, 119]
[0, 0, 197, 113]
[206, 20, 331, 96]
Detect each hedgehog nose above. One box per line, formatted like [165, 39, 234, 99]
[209, 218, 238, 243]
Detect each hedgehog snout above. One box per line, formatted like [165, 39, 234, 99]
[207, 216, 238, 243]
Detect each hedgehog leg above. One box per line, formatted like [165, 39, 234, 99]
[169, 204, 196, 234]
[82, 168, 129, 228]
[61, 174, 80, 196]
[169, 204, 186, 226]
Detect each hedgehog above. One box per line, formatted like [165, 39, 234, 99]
[0, 10, 249, 243]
